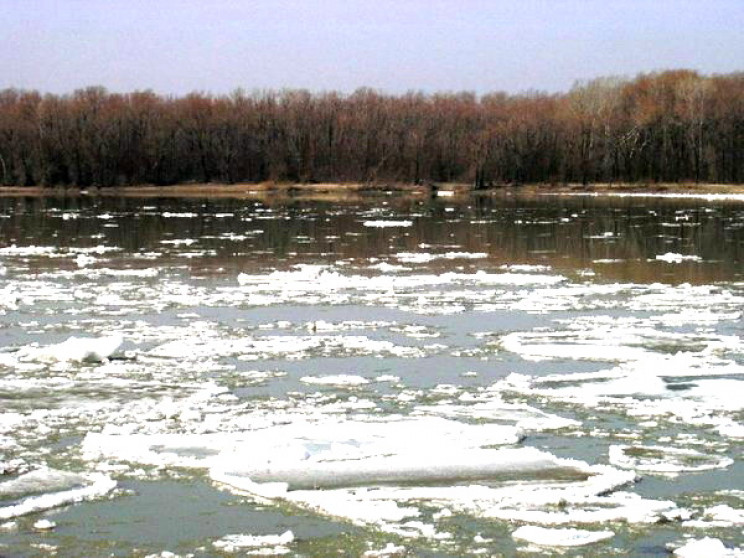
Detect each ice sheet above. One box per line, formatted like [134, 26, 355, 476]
[511, 525, 614, 547]
[0, 468, 116, 520]
[673, 537, 744, 558]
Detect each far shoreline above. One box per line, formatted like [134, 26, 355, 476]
[1, 182, 743, 200]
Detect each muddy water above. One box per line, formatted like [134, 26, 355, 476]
[0, 193, 742, 557]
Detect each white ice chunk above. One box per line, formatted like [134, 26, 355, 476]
[213, 530, 294, 553]
[75, 254, 96, 268]
[554, 191, 744, 202]
[655, 253, 702, 263]
[673, 537, 744, 558]
[33, 519, 56, 530]
[0, 245, 57, 256]
[609, 445, 733, 473]
[19, 335, 123, 363]
[703, 505, 744, 526]
[512, 525, 614, 547]
[394, 252, 487, 263]
[216, 447, 562, 490]
[367, 262, 409, 273]
[363, 220, 413, 228]
[0, 468, 116, 520]
[362, 543, 406, 557]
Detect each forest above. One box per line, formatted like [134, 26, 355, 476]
[0, 70, 742, 188]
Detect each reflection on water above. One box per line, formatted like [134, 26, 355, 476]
[0, 194, 742, 284]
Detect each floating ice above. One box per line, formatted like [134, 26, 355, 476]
[511, 525, 614, 547]
[152, 333, 429, 361]
[552, 191, 744, 202]
[85, 417, 524, 486]
[394, 252, 487, 263]
[215, 446, 565, 490]
[673, 537, 744, 558]
[698, 505, 744, 527]
[33, 519, 56, 531]
[655, 253, 702, 263]
[414, 394, 580, 432]
[609, 445, 734, 474]
[160, 239, 197, 246]
[499, 329, 653, 362]
[18, 334, 123, 363]
[79, 411, 677, 534]
[499, 264, 551, 272]
[0, 245, 120, 258]
[0, 245, 57, 256]
[362, 543, 406, 557]
[161, 212, 198, 218]
[75, 254, 96, 267]
[213, 530, 294, 553]
[363, 220, 413, 228]
[367, 262, 409, 273]
[0, 468, 116, 520]
[2, 204, 743, 554]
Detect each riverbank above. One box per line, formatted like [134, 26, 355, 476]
[1, 181, 744, 199]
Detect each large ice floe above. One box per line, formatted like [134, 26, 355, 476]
[82, 411, 670, 538]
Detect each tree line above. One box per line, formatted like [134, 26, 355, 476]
[0, 70, 742, 188]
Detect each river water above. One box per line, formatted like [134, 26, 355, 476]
[0, 193, 742, 557]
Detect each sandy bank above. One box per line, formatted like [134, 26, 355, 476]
[1, 182, 743, 199]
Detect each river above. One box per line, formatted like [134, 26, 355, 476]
[0, 192, 742, 557]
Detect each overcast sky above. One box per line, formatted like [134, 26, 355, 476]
[2, 0, 742, 95]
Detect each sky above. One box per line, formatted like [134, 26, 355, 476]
[2, 0, 743, 96]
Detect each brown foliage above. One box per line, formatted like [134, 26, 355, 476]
[0, 71, 742, 187]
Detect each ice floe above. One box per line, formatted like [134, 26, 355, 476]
[17, 335, 123, 363]
[33, 519, 56, 531]
[213, 530, 294, 554]
[655, 252, 703, 263]
[362, 542, 406, 557]
[673, 537, 744, 558]
[362, 220, 413, 228]
[683, 505, 744, 529]
[511, 525, 614, 547]
[552, 191, 744, 202]
[609, 445, 733, 474]
[0, 468, 116, 520]
[394, 252, 487, 263]
[0, 245, 120, 258]
[77, 412, 683, 535]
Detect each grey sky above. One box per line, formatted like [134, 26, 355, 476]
[3, 0, 742, 95]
